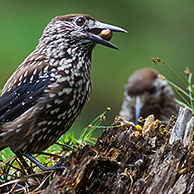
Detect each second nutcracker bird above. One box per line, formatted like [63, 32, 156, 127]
[0, 14, 126, 169]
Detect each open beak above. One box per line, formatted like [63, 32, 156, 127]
[88, 21, 127, 49]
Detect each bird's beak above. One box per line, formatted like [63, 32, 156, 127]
[88, 21, 127, 49]
[135, 96, 144, 125]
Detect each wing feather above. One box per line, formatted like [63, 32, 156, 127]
[0, 72, 56, 122]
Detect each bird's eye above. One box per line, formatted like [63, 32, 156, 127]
[75, 17, 86, 26]
[149, 86, 156, 94]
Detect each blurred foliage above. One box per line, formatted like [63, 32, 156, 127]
[0, 0, 194, 136]
[153, 58, 194, 113]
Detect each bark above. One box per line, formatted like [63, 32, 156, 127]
[44, 107, 194, 194]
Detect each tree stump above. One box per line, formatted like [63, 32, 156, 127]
[44, 107, 194, 194]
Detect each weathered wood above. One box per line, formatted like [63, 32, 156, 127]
[44, 108, 194, 194]
[169, 107, 192, 145]
[183, 116, 194, 147]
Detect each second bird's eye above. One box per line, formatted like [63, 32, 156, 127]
[75, 17, 86, 26]
[149, 86, 156, 94]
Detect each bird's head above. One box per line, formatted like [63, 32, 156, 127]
[120, 68, 176, 124]
[41, 14, 127, 51]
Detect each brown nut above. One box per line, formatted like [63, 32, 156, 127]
[100, 29, 113, 41]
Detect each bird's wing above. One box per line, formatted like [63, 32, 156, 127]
[0, 72, 56, 122]
[1, 54, 49, 94]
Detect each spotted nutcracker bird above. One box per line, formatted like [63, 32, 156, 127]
[119, 68, 178, 124]
[0, 14, 126, 171]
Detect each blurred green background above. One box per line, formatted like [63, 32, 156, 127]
[0, 0, 194, 137]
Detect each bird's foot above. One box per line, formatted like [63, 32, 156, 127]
[24, 154, 66, 171]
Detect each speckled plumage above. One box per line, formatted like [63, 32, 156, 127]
[0, 14, 126, 158]
[119, 68, 178, 124]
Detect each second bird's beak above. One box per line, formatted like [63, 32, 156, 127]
[135, 96, 144, 125]
[88, 21, 127, 49]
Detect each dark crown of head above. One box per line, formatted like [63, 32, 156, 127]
[126, 68, 158, 95]
[41, 14, 96, 49]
